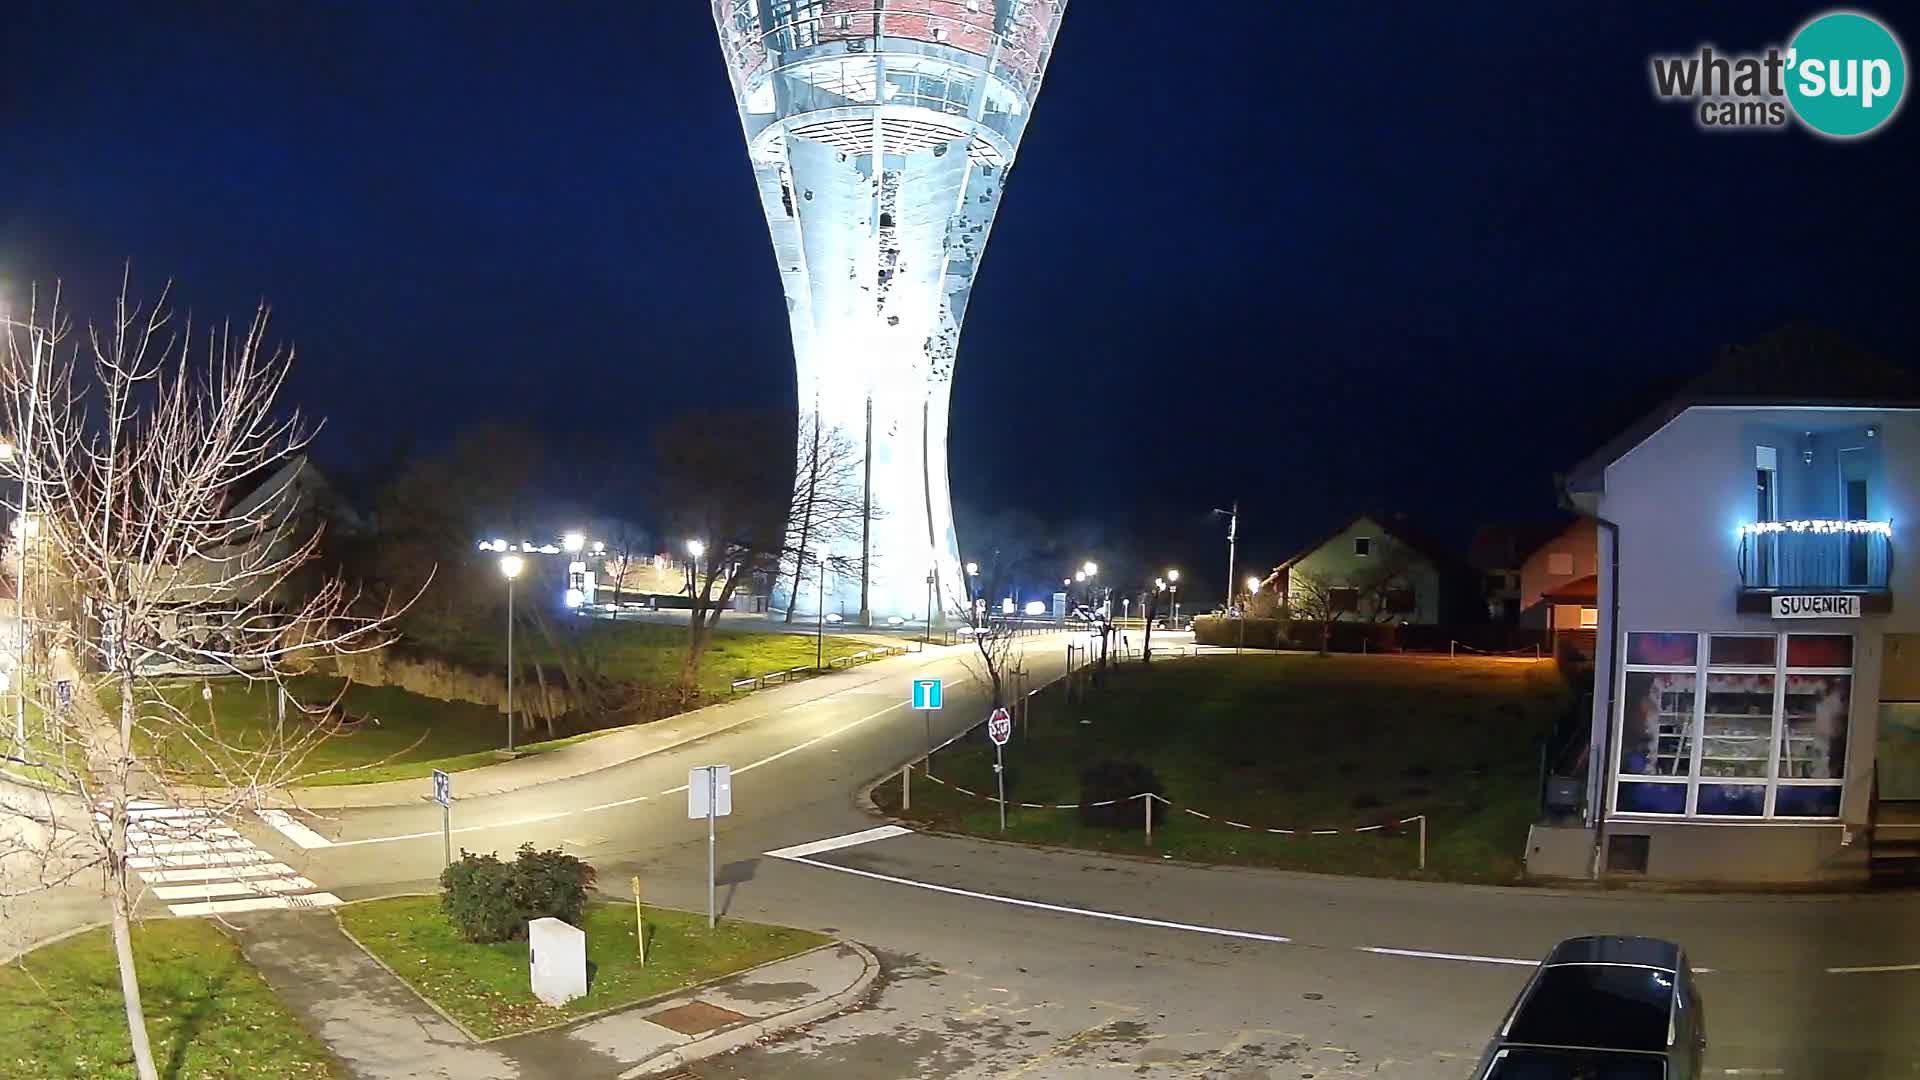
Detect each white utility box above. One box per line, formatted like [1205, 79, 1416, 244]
[527, 917, 587, 1006]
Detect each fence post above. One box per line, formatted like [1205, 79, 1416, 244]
[1418, 815, 1427, 870]
[901, 762, 911, 811]
[1449, 640, 1456, 660]
[1142, 793, 1153, 846]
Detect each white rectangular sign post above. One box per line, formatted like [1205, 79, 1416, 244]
[1772, 594, 1862, 619]
[988, 707, 1012, 832]
[689, 765, 732, 928]
[431, 769, 452, 867]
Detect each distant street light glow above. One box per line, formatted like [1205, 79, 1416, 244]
[562, 532, 585, 553]
[499, 554, 525, 580]
[687, 539, 706, 559]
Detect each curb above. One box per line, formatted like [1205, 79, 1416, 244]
[273, 646, 967, 810]
[0, 918, 109, 968]
[617, 940, 880, 1079]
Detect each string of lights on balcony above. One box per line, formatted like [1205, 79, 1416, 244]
[1738, 519, 1892, 537]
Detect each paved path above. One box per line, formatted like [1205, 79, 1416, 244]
[228, 908, 872, 1080]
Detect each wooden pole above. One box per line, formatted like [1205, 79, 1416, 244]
[631, 875, 646, 966]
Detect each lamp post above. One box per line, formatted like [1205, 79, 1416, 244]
[685, 538, 705, 598]
[499, 554, 525, 752]
[1167, 568, 1180, 626]
[815, 550, 827, 670]
[1213, 502, 1239, 617]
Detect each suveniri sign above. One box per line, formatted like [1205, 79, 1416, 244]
[1772, 594, 1862, 618]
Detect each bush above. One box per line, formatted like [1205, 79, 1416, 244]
[439, 843, 598, 944]
[1191, 616, 1285, 649]
[1078, 760, 1164, 829]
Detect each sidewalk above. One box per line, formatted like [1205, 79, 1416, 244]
[228, 909, 876, 1080]
[282, 642, 973, 810]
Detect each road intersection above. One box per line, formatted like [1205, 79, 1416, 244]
[10, 631, 1920, 1077]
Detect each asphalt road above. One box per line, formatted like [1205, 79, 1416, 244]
[15, 631, 1920, 1077]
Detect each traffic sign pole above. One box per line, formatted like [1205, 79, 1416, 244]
[707, 767, 717, 929]
[431, 769, 453, 867]
[995, 741, 1006, 832]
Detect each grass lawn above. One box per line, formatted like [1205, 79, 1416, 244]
[410, 619, 879, 696]
[875, 653, 1569, 884]
[0, 920, 336, 1080]
[337, 896, 830, 1039]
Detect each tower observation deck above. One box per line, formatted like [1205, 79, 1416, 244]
[710, 1, 1067, 622]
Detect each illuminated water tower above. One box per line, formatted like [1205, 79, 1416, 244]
[710, 1, 1068, 623]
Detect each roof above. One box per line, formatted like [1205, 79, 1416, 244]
[1544, 936, 1680, 969]
[1470, 520, 1575, 572]
[1272, 512, 1472, 577]
[1568, 323, 1920, 493]
[1541, 574, 1598, 604]
[1505, 965, 1675, 1054]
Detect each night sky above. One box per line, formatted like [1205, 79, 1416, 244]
[3, 3, 1916, 597]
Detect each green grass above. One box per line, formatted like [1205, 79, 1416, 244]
[0, 920, 337, 1080]
[412, 619, 878, 696]
[876, 653, 1568, 884]
[337, 896, 830, 1039]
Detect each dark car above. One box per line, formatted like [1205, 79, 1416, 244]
[1471, 936, 1706, 1079]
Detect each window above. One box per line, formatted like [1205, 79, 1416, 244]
[1579, 607, 1599, 629]
[1547, 552, 1574, 576]
[1614, 631, 1851, 819]
[1385, 588, 1416, 614]
[1354, 537, 1372, 557]
[1329, 587, 1360, 612]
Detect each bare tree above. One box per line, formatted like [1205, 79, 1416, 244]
[1283, 569, 1349, 654]
[653, 410, 789, 699]
[1350, 548, 1420, 626]
[946, 557, 1025, 712]
[0, 274, 400, 1080]
[772, 413, 866, 624]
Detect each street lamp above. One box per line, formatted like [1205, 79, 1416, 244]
[1166, 568, 1180, 625]
[685, 539, 705, 596]
[1082, 560, 1097, 577]
[562, 531, 585, 554]
[499, 554, 525, 752]
[965, 561, 979, 619]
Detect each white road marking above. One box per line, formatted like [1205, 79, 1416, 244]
[773, 854, 1291, 944]
[258, 809, 333, 849]
[764, 825, 911, 860]
[340, 700, 916, 845]
[1826, 961, 1920, 974]
[165, 892, 342, 917]
[324, 810, 572, 849]
[129, 849, 276, 871]
[130, 838, 258, 857]
[141, 861, 306, 884]
[151, 876, 317, 900]
[1358, 946, 1538, 967]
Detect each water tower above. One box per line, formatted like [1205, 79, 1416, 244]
[710, 1, 1068, 622]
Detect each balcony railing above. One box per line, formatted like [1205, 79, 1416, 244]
[1738, 521, 1892, 590]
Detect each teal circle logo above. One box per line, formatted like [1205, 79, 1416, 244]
[1786, 10, 1907, 138]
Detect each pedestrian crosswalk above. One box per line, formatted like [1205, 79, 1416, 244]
[97, 799, 341, 917]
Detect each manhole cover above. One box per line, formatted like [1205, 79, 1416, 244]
[648, 1000, 750, 1035]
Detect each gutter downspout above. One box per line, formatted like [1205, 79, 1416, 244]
[1589, 516, 1621, 879]
[1557, 473, 1621, 880]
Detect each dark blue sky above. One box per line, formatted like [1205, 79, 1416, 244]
[3, 3, 1916, 591]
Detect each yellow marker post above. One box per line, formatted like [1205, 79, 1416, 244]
[630, 875, 646, 967]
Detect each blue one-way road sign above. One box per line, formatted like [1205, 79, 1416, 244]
[912, 678, 943, 710]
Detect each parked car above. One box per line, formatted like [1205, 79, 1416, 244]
[1470, 936, 1705, 1079]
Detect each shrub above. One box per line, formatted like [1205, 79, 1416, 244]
[1191, 616, 1285, 649]
[439, 843, 597, 943]
[1078, 760, 1164, 829]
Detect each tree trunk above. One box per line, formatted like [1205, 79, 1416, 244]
[111, 668, 160, 1080]
[1141, 603, 1154, 665]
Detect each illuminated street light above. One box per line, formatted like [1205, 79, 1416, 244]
[1082, 560, 1097, 577]
[1246, 576, 1261, 594]
[686, 539, 706, 560]
[1074, 571, 1086, 583]
[562, 532, 585, 553]
[966, 562, 979, 576]
[1166, 569, 1180, 582]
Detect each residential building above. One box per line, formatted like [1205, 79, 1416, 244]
[1471, 521, 1579, 624]
[1519, 518, 1600, 651]
[1548, 324, 1920, 884]
[1270, 512, 1484, 626]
